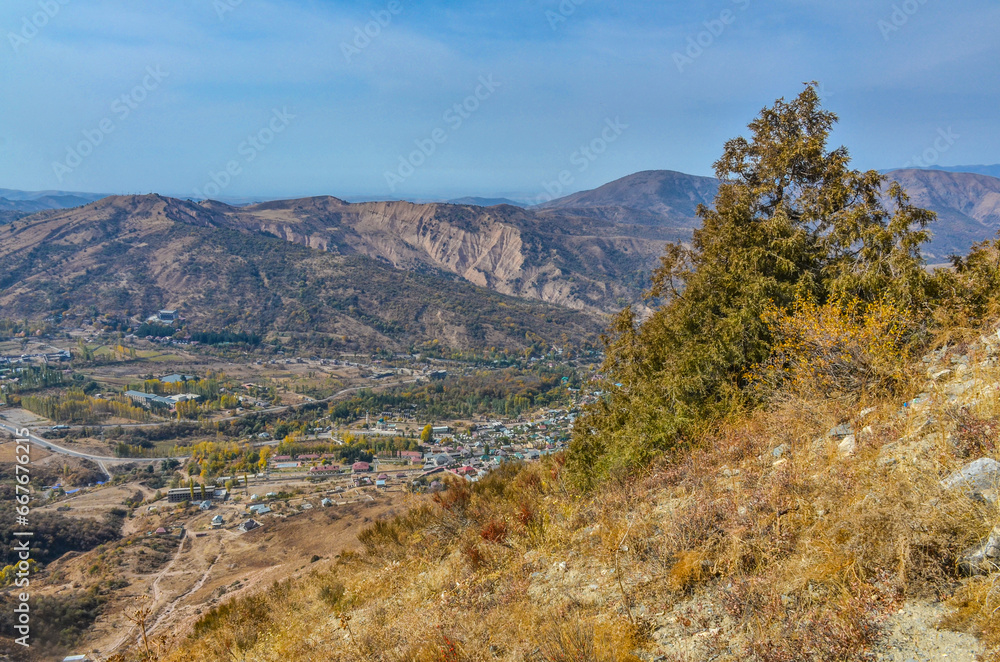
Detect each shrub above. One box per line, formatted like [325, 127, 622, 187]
[749, 294, 918, 400]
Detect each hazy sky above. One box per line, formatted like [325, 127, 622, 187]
[1, 0, 997, 201]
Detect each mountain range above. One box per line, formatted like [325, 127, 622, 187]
[2, 167, 1000, 350]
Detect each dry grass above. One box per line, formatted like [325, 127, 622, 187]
[118, 333, 1000, 662]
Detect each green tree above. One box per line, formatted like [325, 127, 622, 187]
[569, 84, 934, 486]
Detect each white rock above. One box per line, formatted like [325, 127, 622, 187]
[942, 458, 1000, 494]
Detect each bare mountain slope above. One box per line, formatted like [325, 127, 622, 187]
[886, 169, 1000, 257]
[0, 195, 602, 351]
[213, 196, 680, 312]
[542, 168, 1000, 259]
[537, 169, 720, 228]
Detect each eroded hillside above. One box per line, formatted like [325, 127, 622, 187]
[0, 195, 603, 351]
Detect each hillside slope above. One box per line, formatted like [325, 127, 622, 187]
[137, 333, 999, 662]
[220, 196, 678, 312]
[537, 169, 720, 229]
[0, 195, 602, 351]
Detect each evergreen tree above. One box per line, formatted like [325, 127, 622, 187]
[569, 84, 934, 486]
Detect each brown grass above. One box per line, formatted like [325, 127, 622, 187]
[113, 331, 1000, 662]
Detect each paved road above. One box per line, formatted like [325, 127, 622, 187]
[0, 421, 173, 482]
[0, 421, 175, 465]
[29, 379, 418, 431]
[0, 379, 420, 471]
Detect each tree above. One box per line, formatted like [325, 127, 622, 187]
[420, 424, 433, 445]
[569, 84, 934, 486]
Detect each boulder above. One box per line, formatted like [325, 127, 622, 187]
[942, 458, 1000, 495]
[959, 525, 1000, 576]
[829, 423, 853, 438]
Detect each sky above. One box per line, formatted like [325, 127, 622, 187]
[0, 0, 997, 202]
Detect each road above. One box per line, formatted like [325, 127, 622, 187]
[0, 421, 177, 465]
[0, 379, 421, 472]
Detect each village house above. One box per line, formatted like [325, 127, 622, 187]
[238, 518, 261, 533]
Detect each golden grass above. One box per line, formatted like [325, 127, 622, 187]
[111, 332, 1000, 662]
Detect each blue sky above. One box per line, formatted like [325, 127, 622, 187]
[0, 0, 997, 201]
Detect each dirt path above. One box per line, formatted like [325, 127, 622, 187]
[874, 601, 982, 661]
[150, 536, 190, 603]
[107, 534, 196, 654]
[146, 539, 223, 636]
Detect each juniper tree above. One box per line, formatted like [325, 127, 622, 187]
[569, 83, 934, 486]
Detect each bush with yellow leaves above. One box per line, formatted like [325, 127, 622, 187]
[750, 295, 918, 400]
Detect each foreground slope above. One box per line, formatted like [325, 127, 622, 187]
[0, 194, 601, 351]
[137, 334, 998, 662]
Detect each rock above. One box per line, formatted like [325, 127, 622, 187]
[931, 369, 952, 381]
[838, 434, 856, 456]
[942, 458, 1000, 495]
[959, 525, 1000, 575]
[858, 407, 877, 420]
[772, 444, 789, 458]
[829, 423, 853, 438]
[945, 378, 980, 396]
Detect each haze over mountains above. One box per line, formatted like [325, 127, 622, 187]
[0, 188, 107, 224]
[2, 166, 1000, 350]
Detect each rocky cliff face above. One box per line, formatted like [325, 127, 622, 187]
[0, 194, 603, 350]
[219, 197, 674, 313]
